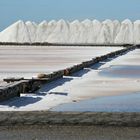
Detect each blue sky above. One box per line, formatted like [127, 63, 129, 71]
[0, 0, 140, 31]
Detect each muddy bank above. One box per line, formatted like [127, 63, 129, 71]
[0, 111, 140, 126]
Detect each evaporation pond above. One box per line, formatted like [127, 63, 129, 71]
[51, 93, 140, 112]
[99, 65, 140, 78]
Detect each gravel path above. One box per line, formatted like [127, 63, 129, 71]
[0, 125, 140, 140]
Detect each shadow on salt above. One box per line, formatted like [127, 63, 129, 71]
[50, 92, 140, 112]
[99, 65, 140, 78]
[0, 96, 42, 108]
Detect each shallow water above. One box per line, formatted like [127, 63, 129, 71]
[51, 93, 140, 112]
[99, 65, 140, 78]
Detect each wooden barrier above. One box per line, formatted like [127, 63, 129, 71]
[63, 45, 136, 76]
[0, 81, 26, 102]
[0, 45, 136, 101]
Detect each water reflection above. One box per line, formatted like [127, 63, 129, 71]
[51, 92, 140, 112]
[99, 65, 140, 78]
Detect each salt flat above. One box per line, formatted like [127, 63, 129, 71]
[0, 48, 140, 111]
[51, 49, 140, 112]
[0, 46, 121, 79]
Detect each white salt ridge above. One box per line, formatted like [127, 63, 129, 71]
[0, 19, 140, 44]
[26, 21, 37, 42]
[115, 19, 134, 44]
[0, 20, 31, 42]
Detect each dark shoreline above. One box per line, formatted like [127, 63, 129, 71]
[0, 42, 133, 47]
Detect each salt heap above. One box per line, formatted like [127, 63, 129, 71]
[0, 20, 31, 42]
[115, 19, 134, 44]
[0, 19, 140, 44]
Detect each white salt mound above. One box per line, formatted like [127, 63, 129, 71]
[0, 19, 139, 44]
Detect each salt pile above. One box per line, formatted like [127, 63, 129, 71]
[0, 19, 140, 44]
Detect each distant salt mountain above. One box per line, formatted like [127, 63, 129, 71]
[0, 19, 140, 44]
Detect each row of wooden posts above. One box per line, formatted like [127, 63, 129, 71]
[0, 45, 136, 102]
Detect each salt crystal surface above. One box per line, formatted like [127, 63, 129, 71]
[0, 19, 140, 43]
